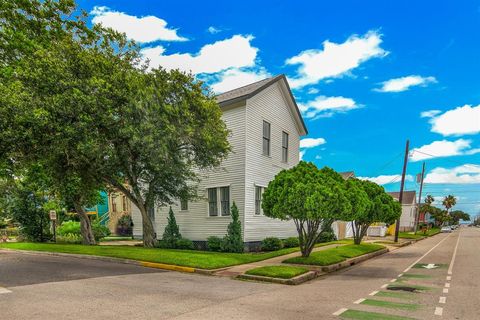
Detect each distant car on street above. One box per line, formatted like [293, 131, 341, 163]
[441, 226, 453, 233]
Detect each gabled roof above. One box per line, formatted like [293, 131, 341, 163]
[216, 74, 308, 135]
[388, 191, 417, 205]
[339, 171, 355, 180]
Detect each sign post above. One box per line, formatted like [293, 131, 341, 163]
[49, 210, 57, 243]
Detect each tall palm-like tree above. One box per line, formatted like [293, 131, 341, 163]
[425, 195, 435, 206]
[442, 195, 457, 213]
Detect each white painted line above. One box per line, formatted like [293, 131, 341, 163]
[354, 298, 365, 304]
[390, 278, 397, 283]
[445, 283, 450, 288]
[381, 283, 388, 288]
[439, 296, 446, 304]
[332, 308, 348, 316]
[369, 290, 379, 296]
[398, 273, 404, 277]
[435, 307, 443, 316]
[403, 233, 452, 273]
[443, 288, 449, 294]
[448, 232, 461, 275]
[446, 276, 452, 281]
[0, 287, 11, 294]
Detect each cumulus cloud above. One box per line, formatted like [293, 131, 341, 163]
[141, 35, 258, 73]
[286, 30, 388, 89]
[410, 139, 480, 161]
[90, 6, 187, 43]
[299, 96, 360, 119]
[428, 105, 480, 136]
[375, 75, 436, 92]
[358, 174, 414, 185]
[420, 110, 442, 118]
[300, 138, 327, 148]
[424, 164, 480, 184]
[208, 68, 270, 93]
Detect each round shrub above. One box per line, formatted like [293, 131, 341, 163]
[116, 214, 133, 236]
[207, 236, 223, 252]
[283, 236, 299, 248]
[261, 237, 283, 251]
[57, 233, 82, 244]
[176, 238, 194, 250]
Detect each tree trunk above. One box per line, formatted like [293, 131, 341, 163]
[74, 201, 96, 245]
[138, 203, 157, 248]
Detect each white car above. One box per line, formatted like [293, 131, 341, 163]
[441, 226, 453, 233]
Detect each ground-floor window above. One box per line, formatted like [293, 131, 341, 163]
[255, 186, 264, 215]
[208, 186, 230, 216]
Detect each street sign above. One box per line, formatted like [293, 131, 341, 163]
[49, 210, 57, 221]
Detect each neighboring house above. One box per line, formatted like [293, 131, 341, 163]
[131, 75, 308, 248]
[388, 191, 417, 232]
[107, 189, 132, 234]
[85, 190, 109, 223]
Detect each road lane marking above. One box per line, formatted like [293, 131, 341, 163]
[390, 278, 397, 282]
[369, 290, 378, 296]
[439, 296, 446, 304]
[381, 284, 388, 288]
[0, 287, 11, 294]
[398, 273, 403, 277]
[446, 276, 451, 281]
[447, 232, 461, 275]
[445, 283, 450, 288]
[353, 298, 365, 304]
[435, 307, 443, 316]
[403, 233, 452, 273]
[443, 288, 449, 293]
[332, 308, 348, 316]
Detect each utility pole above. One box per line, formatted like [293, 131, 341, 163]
[414, 162, 426, 234]
[394, 140, 410, 243]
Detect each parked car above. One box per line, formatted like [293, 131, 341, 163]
[441, 226, 452, 233]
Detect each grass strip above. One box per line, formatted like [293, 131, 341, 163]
[375, 290, 415, 300]
[0, 242, 306, 270]
[388, 283, 432, 291]
[245, 265, 308, 279]
[401, 273, 431, 279]
[361, 298, 420, 311]
[341, 309, 416, 320]
[412, 263, 447, 269]
[283, 243, 384, 266]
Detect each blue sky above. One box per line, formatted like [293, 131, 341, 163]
[78, 0, 480, 216]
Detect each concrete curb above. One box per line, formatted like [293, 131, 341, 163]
[236, 270, 318, 285]
[0, 248, 212, 274]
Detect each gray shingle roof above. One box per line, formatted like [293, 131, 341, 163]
[388, 191, 417, 204]
[215, 74, 308, 135]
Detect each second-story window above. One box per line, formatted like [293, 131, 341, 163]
[282, 131, 289, 162]
[263, 120, 271, 156]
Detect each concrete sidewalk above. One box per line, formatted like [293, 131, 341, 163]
[215, 243, 346, 277]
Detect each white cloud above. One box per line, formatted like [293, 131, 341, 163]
[375, 75, 437, 92]
[300, 138, 327, 149]
[299, 150, 306, 160]
[207, 26, 221, 34]
[141, 35, 258, 73]
[429, 105, 480, 136]
[299, 96, 360, 119]
[307, 88, 320, 94]
[358, 174, 414, 185]
[91, 6, 187, 43]
[286, 30, 388, 89]
[420, 110, 442, 118]
[424, 164, 480, 184]
[209, 68, 270, 93]
[410, 139, 480, 161]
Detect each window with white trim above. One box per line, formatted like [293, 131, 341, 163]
[208, 187, 230, 216]
[282, 131, 289, 163]
[255, 186, 264, 215]
[262, 121, 270, 156]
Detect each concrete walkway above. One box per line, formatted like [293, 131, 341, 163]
[215, 243, 346, 277]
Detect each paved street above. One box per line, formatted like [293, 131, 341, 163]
[1, 227, 479, 320]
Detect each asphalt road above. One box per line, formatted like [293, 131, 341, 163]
[1, 227, 478, 320]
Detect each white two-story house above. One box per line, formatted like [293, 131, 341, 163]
[132, 75, 308, 248]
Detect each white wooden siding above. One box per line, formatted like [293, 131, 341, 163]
[243, 82, 302, 242]
[133, 103, 247, 240]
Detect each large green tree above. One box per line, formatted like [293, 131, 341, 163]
[262, 162, 350, 257]
[342, 179, 401, 245]
[450, 210, 470, 224]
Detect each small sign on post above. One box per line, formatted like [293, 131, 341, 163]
[49, 210, 57, 242]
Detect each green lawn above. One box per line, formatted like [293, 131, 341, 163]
[361, 299, 420, 311]
[100, 236, 135, 241]
[283, 243, 384, 266]
[400, 227, 440, 239]
[341, 309, 415, 320]
[245, 265, 309, 279]
[0, 242, 307, 269]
